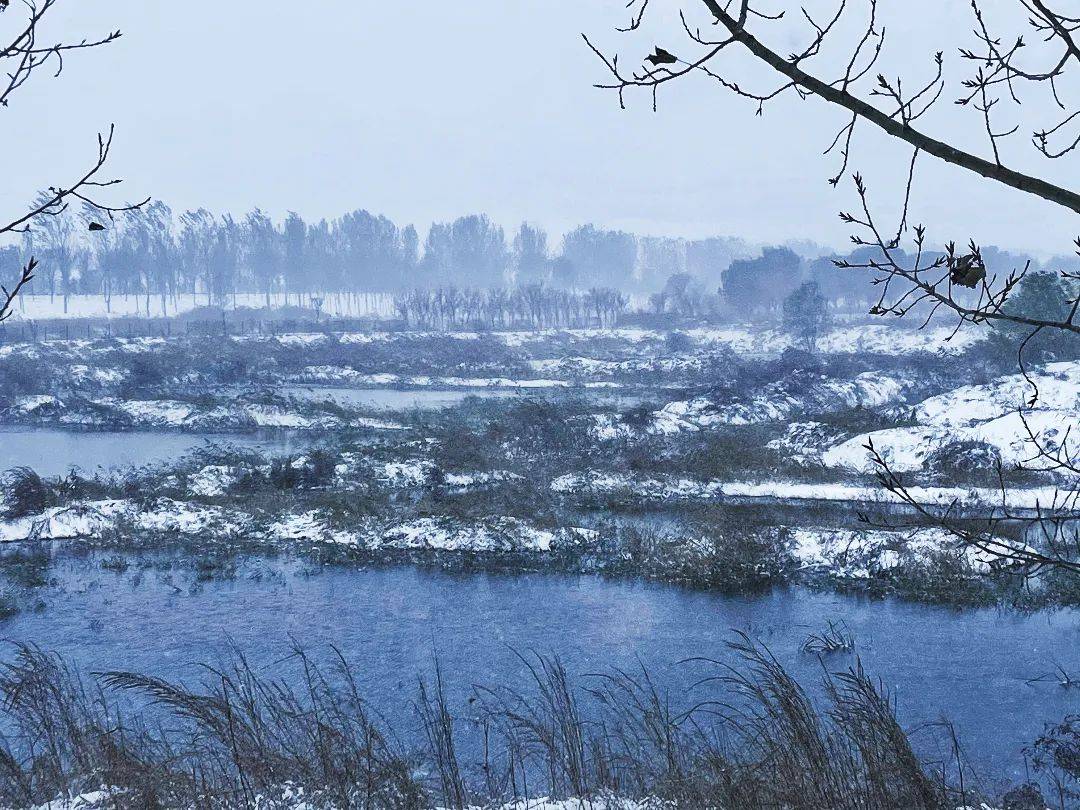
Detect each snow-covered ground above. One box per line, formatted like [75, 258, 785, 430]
[551, 470, 1064, 512]
[5, 291, 395, 321]
[297, 367, 622, 390]
[322, 322, 982, 358]
[822, 361, 1080, 474]
[654, 371, 910, 430]
[673, 323, 983, 356]
[8, 395, 406, 433]
[791, 526, 1034, 579]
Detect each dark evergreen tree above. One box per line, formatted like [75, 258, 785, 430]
[991, 271, 1080, 361]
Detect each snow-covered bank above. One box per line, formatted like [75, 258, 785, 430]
[0, 499, 239, 544]
[822, 361, 1080, 474]
[653, 371, 910, 431]
[791, 527, 1033, 579]
[5, 291, 395, 321]
[5, 395, 406, 433]
[375, 517, 562, 553]
[552, 470, 1065, 512]
[0, 492, 1029, 583]
[1, 319, 981, 356]
[0, 499, 590, 556]
[296, 367, 622, 390]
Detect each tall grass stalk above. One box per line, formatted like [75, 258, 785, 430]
[0, 637, 1012, 808]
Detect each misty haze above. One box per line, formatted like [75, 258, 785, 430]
[0, 2, 1079, 809]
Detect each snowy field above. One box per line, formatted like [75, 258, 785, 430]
[3, 291, 396, 320]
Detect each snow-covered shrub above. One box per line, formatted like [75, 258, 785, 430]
[0, 592, 18, 621]
[998, 782, 1050, 810]
[888, 546, 999, 605]
[595, 521, 794, 592]
[268, 457, 303, 491]
[664, 329, 694, 354]
[664, 427, 784, 480]
[2, 467, 53, 519]
[926, 439, 1003, 484]
[205, 338, 259, 384]
[431, 432, 491, 472]
[489, 398, 594, 457]
[124, 351, 177, 389]
[0, 353, 55, 396]
[303, 449, 338, 488]
[266, 451, 339, 492]
[3, 547, 51, 589]
[622, 403, 656, 430]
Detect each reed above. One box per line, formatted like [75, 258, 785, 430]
[0, 636, 1034, 809]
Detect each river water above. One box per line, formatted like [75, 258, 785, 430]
[279, 385, 645, 410]
[0, 387, 643, 478]
[3, 553, 1075, 783]
[279, 385, 519, 410]
[0, 427, 305, 478]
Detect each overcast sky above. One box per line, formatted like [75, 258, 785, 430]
[4, 1, 1079, 256]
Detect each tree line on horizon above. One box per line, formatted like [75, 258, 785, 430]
[3, 202, 747, 315]
[1, 199, 1062, 320]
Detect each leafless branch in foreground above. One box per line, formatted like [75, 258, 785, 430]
[0, 0, 145, 320]
[587, 0, 1080, 333]
[589, 0, 1080, 575]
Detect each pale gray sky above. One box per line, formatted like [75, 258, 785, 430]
[4, 1, 1078, 255]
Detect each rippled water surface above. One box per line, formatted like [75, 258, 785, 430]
[4, 554, 1076, 781]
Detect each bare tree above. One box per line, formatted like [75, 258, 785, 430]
[392, 286, 627, 330]
[587, 0, 1080, 574]
[0, 0, 145, 324]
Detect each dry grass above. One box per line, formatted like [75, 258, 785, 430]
[0, 634, 1016, 808]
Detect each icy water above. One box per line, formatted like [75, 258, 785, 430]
[0, 427, 306, 478]
[279, 385, 519, 410]
[279, 385, 645, 410]
[5, 552, 1078, 783]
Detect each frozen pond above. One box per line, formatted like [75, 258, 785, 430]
[279, 385, 645, 410]
[279, 385, 519, 410]
[6, 553, 1077, 781]
[0, 427, 306, 478]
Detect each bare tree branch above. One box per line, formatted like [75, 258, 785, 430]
[588, 0, 1080, 576]
[0, 0, 143, 313]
